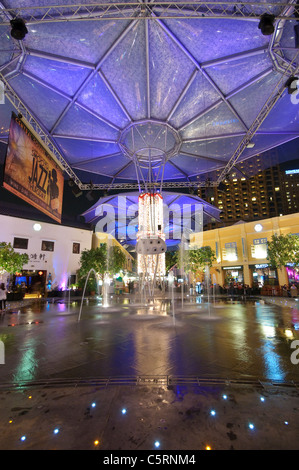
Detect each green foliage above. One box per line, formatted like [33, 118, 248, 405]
[176, 245, 216, 274]
[267, 233, 299, 268]
[77, 274, 98, 294]
[0, 242, 29, 274]
[77, 243, 127, 281]
[108, 245, 127, 275]
[77, 245, 107, 281]
[165, 250, 178, 272]
[188, 246, 216, 274]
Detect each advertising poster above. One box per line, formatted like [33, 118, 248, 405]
[3, 113, 64, 223]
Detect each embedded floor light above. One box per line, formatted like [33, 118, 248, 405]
[258, 13, 275, 35]
[10, 18, 28, 40]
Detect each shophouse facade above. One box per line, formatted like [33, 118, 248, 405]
[0, 214, 93, 293]
[190, 212, 299, 292]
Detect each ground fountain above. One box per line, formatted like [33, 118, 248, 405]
[67, 273, 71, 313]
[205, 264, 210, 311]
[77, 268, 98, 322]
[102, 272, 110, 309]
[179, 237, 185, 307]
[168, 270, 175, 320]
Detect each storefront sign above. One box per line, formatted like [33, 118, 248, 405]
[253, 238, 267, 245]
[19, 252, 48, 267]
[225, 242, 236, 248]
[223, 266, 242, 270]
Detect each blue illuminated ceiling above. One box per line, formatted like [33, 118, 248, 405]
[82, 191, 222, 244]
[0, 1, 298, 187]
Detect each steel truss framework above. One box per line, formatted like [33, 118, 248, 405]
[216, 49, 299, 184]
[0, 2, 298, 23]
[0, 1, 298, 191]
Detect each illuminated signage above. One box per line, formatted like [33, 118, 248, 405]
[253, 238, 267, 245]
[223, 266, 242, 270]
[3, 113, 64, 223]
[285, 169, 299, 174]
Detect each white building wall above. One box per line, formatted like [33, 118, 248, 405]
[0, 214, 93, 288]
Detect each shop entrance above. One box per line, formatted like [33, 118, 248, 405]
[250, 264, 278, 288]
[223, 267, 244, 284]
[286, 265, 299, 285]
[14, 270, 47, 297]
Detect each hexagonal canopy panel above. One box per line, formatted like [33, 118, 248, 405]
[0, 1, 298, 189]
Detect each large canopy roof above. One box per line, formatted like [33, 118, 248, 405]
[0, 1, 299, 190]
[82, 191, 221, 245]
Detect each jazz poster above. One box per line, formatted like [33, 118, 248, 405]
[3, 113, 64, 223]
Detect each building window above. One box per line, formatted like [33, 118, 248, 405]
[13, 237, 28, 249]
[223, 242, 238, 261]
[72, 242, 80, 254]
[41, 240, 55, 252]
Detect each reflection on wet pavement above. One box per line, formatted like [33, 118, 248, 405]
[1, 297, 299, 384]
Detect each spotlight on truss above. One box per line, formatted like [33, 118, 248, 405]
[86, 190, 95, 201]
[285, 76, 298, 94]
[72, 185, 83, 198]
[258, 13, 275, 36]
[10, 18, 28, 40]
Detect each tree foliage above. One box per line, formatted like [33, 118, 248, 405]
[176, 245, 216, 274]
[165, 250, 178, 272]
[107, 245, 127, 275]
[0, 242, 29, 275]
[78, 243, 127, 280]
[77, 245, 107, 281]
[267, 233, 299, 268]
[188, 246, 216, 274]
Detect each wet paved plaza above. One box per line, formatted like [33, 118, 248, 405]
[1, 295, 299, 451]
[1, 295, 299, 384]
